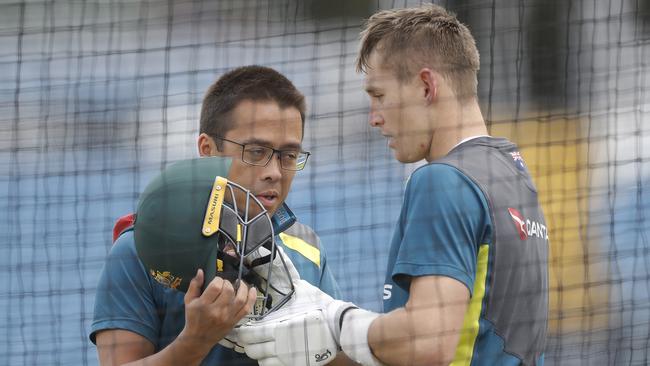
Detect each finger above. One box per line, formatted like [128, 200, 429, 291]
[222, 332, 238, 344]
[201, 276, 225, 303]
[184, 269, 203, 305]
[233, 342, 246, 354]
[212, 279, 235, 306]
[244, 340, 278, 361]
[219, 338, 235, 348]
[223, 329, 246, 353]
[246, 286, 258, 313]
[230, 281, 252, 315]
[233, 285, 258, 320]
[238, 321, 276, 343]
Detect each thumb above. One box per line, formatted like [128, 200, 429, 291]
[185, 268, 203, 305]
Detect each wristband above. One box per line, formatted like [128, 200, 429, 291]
[339, 308, 384, 366]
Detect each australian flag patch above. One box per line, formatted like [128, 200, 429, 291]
[509, 151, 527, 171]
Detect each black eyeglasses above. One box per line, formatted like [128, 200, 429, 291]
[211, 136, 310, 171]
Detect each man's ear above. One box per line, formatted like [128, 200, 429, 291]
[197, 133, 217, 157]
[419, 68, 438, 104]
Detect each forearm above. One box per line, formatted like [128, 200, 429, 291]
[121, 334, 212, 366]
[367, 308, 453, 366]
[120, 273, 256, 366]
[335, 303, 452, 366]
[363, 276, 470, 366]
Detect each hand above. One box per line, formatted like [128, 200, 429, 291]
[238, 277, 383, 366]
[237, 280, 344, 366]
[216, 245, 302, 352]
[178, 269, 257, 355]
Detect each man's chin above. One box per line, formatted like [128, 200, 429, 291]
[395, 151, 423, 164]
[393, 149, 411, 163]
[264, 208, 276, 218]
[263, 203, 279, 217]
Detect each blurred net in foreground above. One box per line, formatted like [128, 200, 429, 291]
[1, 0, 649, 365]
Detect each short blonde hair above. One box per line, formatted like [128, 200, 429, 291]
[357, 4, 480, 100]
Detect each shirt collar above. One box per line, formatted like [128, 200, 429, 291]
[451, 135, 491, 150]
[271, 203, 296, 234]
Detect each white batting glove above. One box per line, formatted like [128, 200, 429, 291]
[241, 247, 384, 365]
[240, 308, 338, 366]
[246, 245, 300, 307]
[236, 278, 384, 365]
[236, 279, 343, 366]
[217, 245, 300, 353]
[247, 245, 301, 283]
[216, 245, 297, 354]
[218, 328, 245, 353]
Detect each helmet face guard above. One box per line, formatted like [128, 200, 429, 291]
[204, 177, 295, 319]
[134, 157, 294, 320]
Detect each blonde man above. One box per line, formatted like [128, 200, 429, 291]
[237, 5, 548, 366]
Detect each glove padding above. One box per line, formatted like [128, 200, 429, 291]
[239, 308, 338, 366]
[237, 279, 350, 366]
[239, 247, 384, 365]
[218, 329, 245, 353]
[246, 245, 300, 312]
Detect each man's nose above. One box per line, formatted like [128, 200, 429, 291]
[261, 153, 283, 181]
[369, 110, 383, 127]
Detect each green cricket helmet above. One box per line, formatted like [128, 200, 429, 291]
[133, 156, 292, 318]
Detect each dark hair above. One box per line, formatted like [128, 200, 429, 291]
[200, 65, 306, 149]
[357, 4, 480, 100]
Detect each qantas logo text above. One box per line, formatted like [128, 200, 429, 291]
[508, 208, 548, 241]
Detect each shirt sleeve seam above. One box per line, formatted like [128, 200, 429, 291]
[90, 318, 159, 345]
[392, 262, 474, 294]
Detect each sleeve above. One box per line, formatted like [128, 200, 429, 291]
[317, 243, 342, 299]
[392, 164, 490, 295]
[89, 231, 162, 347]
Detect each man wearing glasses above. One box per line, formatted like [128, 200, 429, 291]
[90, 65, 341, 365]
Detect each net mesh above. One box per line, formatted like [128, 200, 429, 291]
[1, 0, 649, 364]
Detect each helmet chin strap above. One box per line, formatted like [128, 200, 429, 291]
[246, 240, 275, 268]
